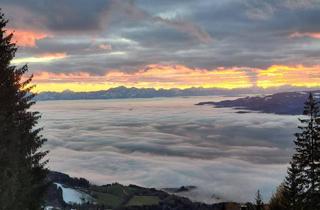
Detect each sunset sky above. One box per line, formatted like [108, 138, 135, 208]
[2, 0, 320, 92]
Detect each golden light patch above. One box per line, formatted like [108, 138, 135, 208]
[30, 65, 253, 92]
[33, 83, 119, 93]
[257, 65, 320, 88]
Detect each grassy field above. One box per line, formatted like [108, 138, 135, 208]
[126, 196, 160, 206]
[90, 183, 160, 208]
[93, 191, 123, 207]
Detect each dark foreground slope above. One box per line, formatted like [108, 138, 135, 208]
[196, 91, 320, 115]
[45, 171, 243, 210]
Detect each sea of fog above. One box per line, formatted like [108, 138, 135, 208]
[33, 96, 300, 203]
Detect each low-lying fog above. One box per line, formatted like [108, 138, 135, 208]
[34, 96, 299, 203]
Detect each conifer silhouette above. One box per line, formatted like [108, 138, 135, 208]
[281, 93, 320, 210]
[0, 10, 48, 210]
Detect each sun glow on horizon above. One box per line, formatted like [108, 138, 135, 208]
[257, 65, 320, 89]
[29, 65, 254, 92]
[23, 64, 320, 93]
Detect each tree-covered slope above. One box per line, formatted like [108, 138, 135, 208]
[45, 171, 242, 210]
[197, 91, 320, 115]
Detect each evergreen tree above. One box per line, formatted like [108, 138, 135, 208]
[255, 190, 264, 210]
[269, 184, 289, 210]
[292, 93, 320, 209]
[283, 160, 302, 210]
[0, 10, 48, 209]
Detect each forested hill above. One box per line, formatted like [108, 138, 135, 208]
[45, 171, 248, 210]
[196, 90, 320, 115]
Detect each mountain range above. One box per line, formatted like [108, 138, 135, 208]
[35, 86, 318, 101]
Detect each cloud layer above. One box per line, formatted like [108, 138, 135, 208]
[1, 0, 320, 91]
[34, 97, 299, 202]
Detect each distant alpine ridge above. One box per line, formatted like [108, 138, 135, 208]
[196, 90, 320, 115]
[34, 86, 250, 101]
[35, 86, 317, 101]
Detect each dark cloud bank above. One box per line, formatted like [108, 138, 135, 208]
[2, 0, 320, 74]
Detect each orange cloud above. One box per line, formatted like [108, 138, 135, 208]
[257, 65, 320, 88]
[30, 64, 253, 92]
[6, 28, 49, 47]
[99, 44, 112, 50]
[290, 32, 320, 39]
[12, 52, 67, 64]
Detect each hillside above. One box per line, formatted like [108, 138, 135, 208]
[196, 90, 320, 115]
[44, 171, 245, 210]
